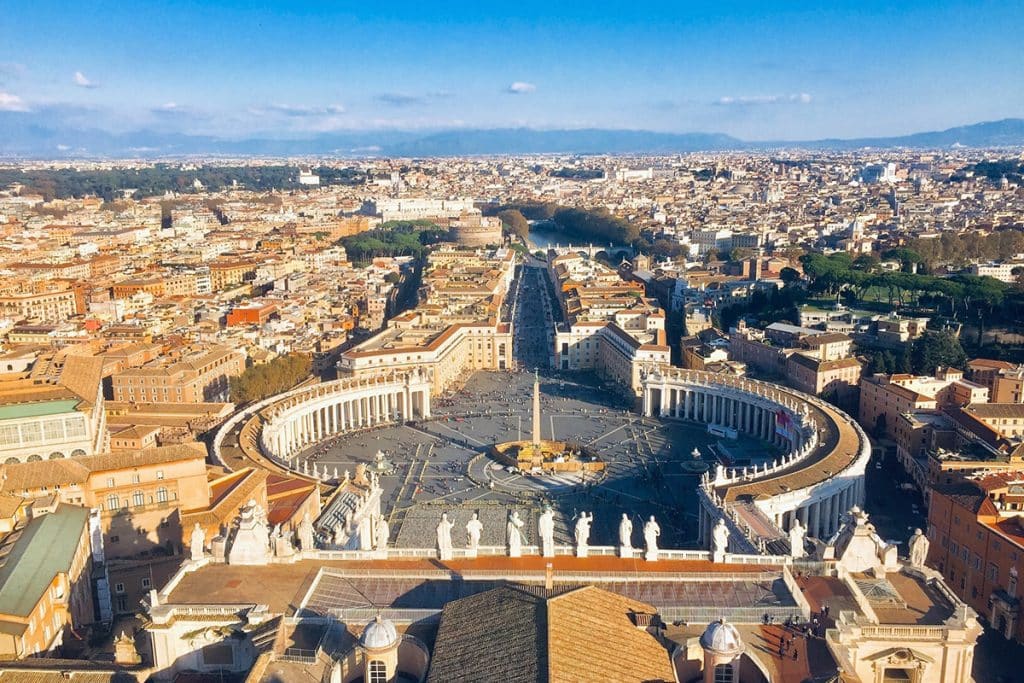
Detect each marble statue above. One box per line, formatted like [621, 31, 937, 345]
[712, 518, 730, 562]
[643, 515, 661, 561]
[374, 515, 390, 551]
[297, 512, 315, 552]
[333, 522, 345, 546]
[538, 507, 555, 558]
[437, 512, 454, 561]
[619, 514, 633, 555]
[466, 512, 483, 556]
[575, 511, 593, 558]
[908, 528, 930, 568]
[507, 510, 524, 558]
[190, 522, 205, 561]
[789, 519, 806, 559]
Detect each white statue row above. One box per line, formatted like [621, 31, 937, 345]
[436, 509, 665, 561]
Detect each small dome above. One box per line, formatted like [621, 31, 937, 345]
[700, 618, 743, 655]
[361, 615, 398, 650]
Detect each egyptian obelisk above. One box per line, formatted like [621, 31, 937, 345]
[532, 369, 541, 450]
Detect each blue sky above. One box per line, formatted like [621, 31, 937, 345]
[1, 0, 1021, 139]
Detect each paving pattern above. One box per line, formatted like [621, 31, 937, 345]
[298, 370, 780, 550]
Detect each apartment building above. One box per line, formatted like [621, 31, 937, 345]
[928, 478, 1024, 642]
[967, 359, 1024, 404]
[859, 368, 988, 440]
[111, 344, 246, 404]
[0, 288, 81, 323]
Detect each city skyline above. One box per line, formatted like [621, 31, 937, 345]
[1, 1, 1023, 142]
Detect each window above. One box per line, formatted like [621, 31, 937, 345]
[141, 578, 151, 589]
[156, 487, 168, 503]
[156, 470, 164, 480]
[990, 564, 999, 582]
[368, 661, 387, 683]
[713, 663, 734, 683]
[106, 477, 114, 488]
[133, 491, 144, 507]
[131, 473, 140, 484]
[107, 494, 118, 510]
[110, 535, 119, 543]
[114, 582, 125, 594]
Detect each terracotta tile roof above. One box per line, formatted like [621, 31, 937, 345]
[0, 443, 207, 494]
[427, 584, 674, 683]
[547, 586, 675, 683]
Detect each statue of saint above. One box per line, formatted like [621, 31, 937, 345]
[643, 516, 661, 561]
[466, 512, 483, 552]
[437, 513, 454, 560]
[908, 528, 930, 568]
[297, 511, 315, 551]
[374, 515, 390, 551]
[789, 519, 806, 559]
[619, 514, 633, 550]
[333, 522, 345, 546]
[574, 511, 592, 556]
[538, 507, 555, 557]
[712, 518, 730, 559]
[190, 523, 205, 561]
[507, 510, 524, 557]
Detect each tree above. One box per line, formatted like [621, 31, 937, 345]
[780, 267, 801, 286]
[497, 209, 530, 240]
[229, 354, 312, 404]
[729, 247, 754, 262]
[910, 331, 967, 375]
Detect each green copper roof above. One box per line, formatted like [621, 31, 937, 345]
[0, 399, 80, 421]
[0, 505, 89, 617]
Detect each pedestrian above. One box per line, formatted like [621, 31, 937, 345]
[792, 648, 798, 661]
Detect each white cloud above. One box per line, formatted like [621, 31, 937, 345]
[253, 103, 346, 116]
[0, 91, 29, 111]
[716, 93, 812, 106]
[506, 81, 536, 94]
[74, 71, 99, 88]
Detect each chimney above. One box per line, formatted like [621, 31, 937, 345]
[544, 562, 553, 591]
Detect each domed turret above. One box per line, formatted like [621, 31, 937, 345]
[700, 618, 743, 683]
[699, 618, 743, 655]
[361, 614, 398, 651]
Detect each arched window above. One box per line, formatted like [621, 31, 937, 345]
[71, 449, 87, 457]
[368, 660, 387, 683]
[49, 451, 65, 459]
[156, 487, 168, 503]
[107, 494, 118, 510]
[714, 663, 735, 683]
[133, 491, 145, 507]
[27, 454, 42, 462]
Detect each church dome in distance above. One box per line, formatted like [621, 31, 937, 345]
[700, 618, 744, 655]
[361, 614, 399, 650]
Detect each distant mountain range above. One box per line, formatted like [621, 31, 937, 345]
[1, 115, 1023, 158]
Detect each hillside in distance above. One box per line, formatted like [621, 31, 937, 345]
[1, 115, 1023, 158]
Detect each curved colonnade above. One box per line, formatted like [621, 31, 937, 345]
[211, 371, 433, 478]
[641, 369, 871, 552]
[213, 366, 870, 559]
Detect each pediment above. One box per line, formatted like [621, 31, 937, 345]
[863, 646, 935, 666]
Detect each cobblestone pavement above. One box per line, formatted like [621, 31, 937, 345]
[298, 370, 780, 549]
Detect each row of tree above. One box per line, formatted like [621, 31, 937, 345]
[0, 164, 367, 201]
[229, 354, 312, 404]
[862, 331, 967, 375]
[490, 202, 640, 245]
[799, 252, 1012, 320]
[339, 220, 447, 263]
